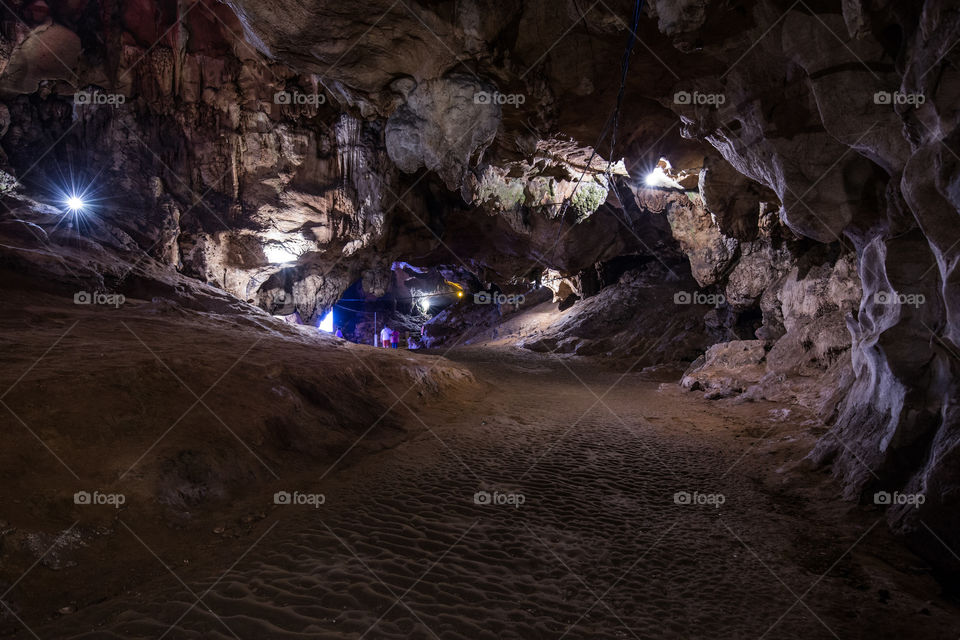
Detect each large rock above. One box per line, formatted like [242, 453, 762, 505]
[519, 263, 715, 363]
[636, 187, 738, 287]
[385, 75, 500, 190]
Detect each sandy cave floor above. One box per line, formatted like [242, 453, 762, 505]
[0, 298, 958, 639]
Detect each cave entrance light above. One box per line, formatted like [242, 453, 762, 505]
[319, 309, 334, 332]
[642, 157, 684, 190]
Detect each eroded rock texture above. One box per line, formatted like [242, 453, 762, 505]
[663, 1, 960, 571]
[0, 0, 958, 573]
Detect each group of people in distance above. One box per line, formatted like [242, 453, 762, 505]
[379, 325, 400, 349]
[326, 322, 417, 349]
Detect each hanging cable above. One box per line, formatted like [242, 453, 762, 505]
[549, 0, 646, 253]
[609, 0, 644, 162]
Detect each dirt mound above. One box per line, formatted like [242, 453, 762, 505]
[0, 282, 474, 632]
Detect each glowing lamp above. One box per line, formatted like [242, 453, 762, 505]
[66, 196, 85, 212]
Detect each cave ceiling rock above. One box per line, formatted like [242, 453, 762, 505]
[0, 20, 80, 96]
[470, 138, 629, 229]
[782, 10, 912, 175]
[223, 0, 473, 117]
[669, 8, 905, 245]
[698, 153, 779, 241]
[645, 0, 710, 44]
[385, 73, 501, 191]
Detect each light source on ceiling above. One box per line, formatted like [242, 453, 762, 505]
[642, 158, 684, 190]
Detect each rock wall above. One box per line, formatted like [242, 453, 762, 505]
[662, 0, 960, 572]
[1, 0, 423, 323]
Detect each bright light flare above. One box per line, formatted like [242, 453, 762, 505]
[66, 196, 85, 212]
[642, 161, 683, 190]
[36, 163, 106, 235]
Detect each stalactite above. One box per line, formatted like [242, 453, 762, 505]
[173, 0, 190, 98]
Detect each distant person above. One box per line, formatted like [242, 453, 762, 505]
[407, 335, 416, 349]
[391, 329, 399, 349]
[488, 281, 503, 316]
[380, 325, 392, 348]
[335, 327, 344, 339]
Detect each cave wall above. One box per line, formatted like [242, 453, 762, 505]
[224, 0, 960, 573]
[0, 0, 419, 323]
[0, 0, 958, 572]
[657, 0, 960, 570]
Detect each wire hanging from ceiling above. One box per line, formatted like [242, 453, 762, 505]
[549, 0, 646, 252]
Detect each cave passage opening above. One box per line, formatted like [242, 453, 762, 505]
[316, 267, 470, 347]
